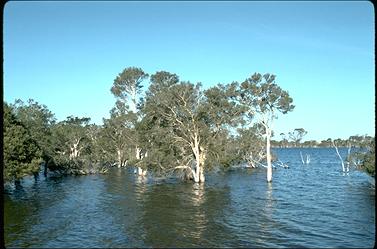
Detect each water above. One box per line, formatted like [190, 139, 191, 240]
[4, 148, 375, 248]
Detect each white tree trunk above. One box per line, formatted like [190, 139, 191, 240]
[117, 149, 122, 168]
[191, 133, 205, 183]
[266, 128, 272, 182]
[333, 141, 345, 172]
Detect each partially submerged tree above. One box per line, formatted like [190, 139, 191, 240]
[236, 125, 266, 168]
[236, 73, 295, 182]
[141, 75, 244, 183]
[102, 103, 138, 168]
[110, 67, 149, 175]
[3, 102, 43, 186]
[50, 116, 98, 174]
[11, 99, 56, 177]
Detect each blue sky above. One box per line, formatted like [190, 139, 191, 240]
[3, 1, 375, 141]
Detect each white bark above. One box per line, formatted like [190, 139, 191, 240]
[266, 127, 272, 182]
[300, 151, 305, 164]
[191, 132, 205, 183]
[332, 141, 345, 172]
[117, 149, 122, 168]
[306, 154, 310, 164]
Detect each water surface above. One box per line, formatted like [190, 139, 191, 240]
[4, 148, 375, 248]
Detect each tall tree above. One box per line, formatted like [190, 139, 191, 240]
[236, 73, 294, 182]
[141, 77, 244, 183]
[102, 104, 138, 168]
[11, 99, 56, 176]
[50, 116, 92, 174]
[110, 66, 149, 175]
[111, 67, 148, 114]
[3, 102, 43, 186]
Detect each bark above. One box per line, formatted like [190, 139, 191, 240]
[135, 146, 147, 176]
[332, 141, 345, 172]
[117, 149, 122, 168]
[191, 132, 205, 183]
[266, 127, 272, 182]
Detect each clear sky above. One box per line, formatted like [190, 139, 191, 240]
[3, 1, 375, 141]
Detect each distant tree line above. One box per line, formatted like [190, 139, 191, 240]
[272, 130, 374, 149]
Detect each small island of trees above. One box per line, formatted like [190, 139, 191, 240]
[3, 67, 375, 188]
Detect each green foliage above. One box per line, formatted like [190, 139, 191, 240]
[111, 67, 149, 113]
[49, 116, 97, 174]
[11, 99, 56, 162]
[351, 137, 375, 177]
[101, 108, 138, 167]
[288, 128, 308, 147]
[4, 68, 299, 183]
[3, 102, 43, 182]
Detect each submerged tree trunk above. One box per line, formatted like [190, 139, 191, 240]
[33, 172, 39, 181]
[117, 149, 122, 168]
[43, 161, 48, 177]
[14, 179, 22, 189]
[332, 141, 345, 172]
[266, 127, 273, 182]
[191, 133, 205, 183]
[135, 146, 147, 176]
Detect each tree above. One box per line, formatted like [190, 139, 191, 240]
[111, 66, 148, 114]
[358, 137, 375, 177]
[11, 99, 56, 176]
[110, 66, 149, 175]
[288, 128, 307, 147]
[101, 104, 138, 168]
[3, 102, 43, 186]
[236, 125, 266, 168]
[141, 75, 244, 183]
[236, 73, 295, 182]
[49, 116, 94, 174]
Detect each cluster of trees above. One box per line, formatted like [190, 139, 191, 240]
[4, 67, 295, 186]
[4, 66, 374, 187]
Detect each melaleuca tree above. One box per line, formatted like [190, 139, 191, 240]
[101, 102, 138, 168]
[236, 73, 295, 182]
[358, 137, 375, 177]
[110, 66, 149, 175]
[235, 124, 266, 168]
[50, 116, 92, 174]
[3, 102, 43, 186]
[11, 99, 56, 176]
[141, 73, 244, 183]
[136, 71, 182, 176]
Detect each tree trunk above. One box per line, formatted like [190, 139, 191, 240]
[14, 179, 22, 189]
[43, 161, 48, 177]
[117, 149, 122, 168]
[191, 134, 205, 183]
[266, 128, 272, 182]
[33, 172, 39, 181]
[135, 146, 145, 175]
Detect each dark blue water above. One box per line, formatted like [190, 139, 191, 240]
[4, 148, 375, 248]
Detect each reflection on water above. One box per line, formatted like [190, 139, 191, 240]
[4, 148, 375, 248]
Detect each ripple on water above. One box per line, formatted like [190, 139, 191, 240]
[4, 148, 376, 248]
